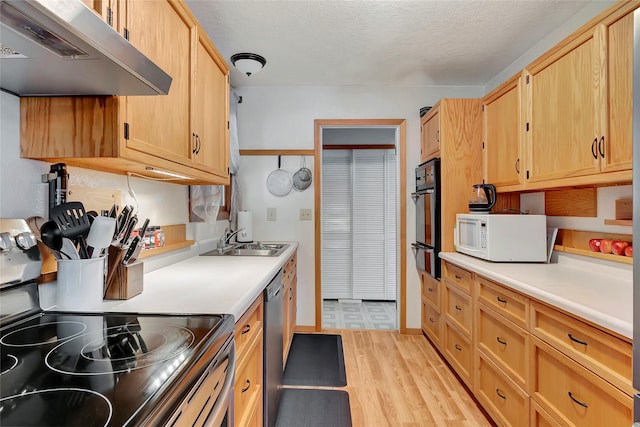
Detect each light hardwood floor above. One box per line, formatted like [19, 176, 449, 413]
[326, 330, 495, 427]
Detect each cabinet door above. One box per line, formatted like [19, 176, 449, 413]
[600, 12, 633, 173]
[420, 105, 440, 162]
[82, 0, 113, 26]
[483, 73, 523, 189]
[122, 0, 193, 165]
[192, 32, 230, 178]
[526, 28, 601, 184]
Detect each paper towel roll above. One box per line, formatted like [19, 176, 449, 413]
[237, 210, 253, 242]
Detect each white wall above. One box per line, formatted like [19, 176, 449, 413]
[0, 91, 228, 247]
[234, 85, 484, 328]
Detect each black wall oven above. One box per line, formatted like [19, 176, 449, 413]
[412, 158, 441, 278]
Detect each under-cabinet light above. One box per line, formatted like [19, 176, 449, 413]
[144, 167, 192, 180]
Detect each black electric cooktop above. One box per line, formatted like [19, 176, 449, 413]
[0, 311, 232, 426]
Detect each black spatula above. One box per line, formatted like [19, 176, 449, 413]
[49, 201, 91, 243]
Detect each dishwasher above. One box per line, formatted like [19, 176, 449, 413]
[264, 269, 284, 427]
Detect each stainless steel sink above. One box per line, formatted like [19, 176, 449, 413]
[201, 243, 289, 257]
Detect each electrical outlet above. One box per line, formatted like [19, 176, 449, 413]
[267, 207, 277, 221]
[300, 208, 312, 220]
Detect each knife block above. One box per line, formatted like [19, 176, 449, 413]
[104, 260, 144, 300]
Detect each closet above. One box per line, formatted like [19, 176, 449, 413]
[321, 149, 397, 300]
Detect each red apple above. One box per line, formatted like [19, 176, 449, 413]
[625, 246, 633, 257]
[588, 239, 602, 252]
[611, 240, 629, 256]
[600, 239, 613, 254]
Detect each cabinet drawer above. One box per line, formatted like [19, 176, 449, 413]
[531, 337, 632, 427]
[477, 304, 529, 390]
[422, 299, 441, 347]
[444, 283, 472, 337]
[530, 400, 562, 427]
[476, 352, 529, 427]
[235, 296, 263, 357]
[443, 261, 473, 294]
[283, 253, 297, 285]
[477, 275, 528, 329]
[444, 321, 473, 388]
[234, 332, 263, 426]
[422, 273, 441, 310]
[530, 301, 632, 396]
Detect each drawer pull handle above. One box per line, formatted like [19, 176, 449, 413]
[496, 296, 507, 304]
[455, 275, 462, 280]
[496, 389, 506, 400]
[242, 379, 251, 393]
[427, 287, 433, 292]
[568, 391, 588, 408]
[568, 334, 588, 346]
[455, 305, 462, 311]
[241, 324, 251, 335]
[454, 344, 462, 351]
[429, 317, 435, 323]
[496, 337, 507, 345]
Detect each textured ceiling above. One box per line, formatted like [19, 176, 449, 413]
[186, 0, 590, 87]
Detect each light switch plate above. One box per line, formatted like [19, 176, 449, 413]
[267, 207, 277, 221]
[300, 208, 312, 220]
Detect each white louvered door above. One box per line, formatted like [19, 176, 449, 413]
[321, 148, 397, 301]
[322, 150, 353, 299]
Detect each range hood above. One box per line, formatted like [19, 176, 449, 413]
[0, 0, 172, 96]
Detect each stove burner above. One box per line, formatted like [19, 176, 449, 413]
[0, 354, 18, 375]
[46, 323, 195, 375]
[0, 321, 86, 347]
[0, 387, 112, 427]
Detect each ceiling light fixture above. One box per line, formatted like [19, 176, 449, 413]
[230, 53, 266, 76]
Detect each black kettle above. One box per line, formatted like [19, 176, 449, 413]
[468, 183, 497, 212]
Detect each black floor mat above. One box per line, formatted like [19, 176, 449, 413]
[275, 389, 352, 427]
[283, 333, 346, 387]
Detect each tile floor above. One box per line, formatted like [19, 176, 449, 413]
[322, 299, 397, 330]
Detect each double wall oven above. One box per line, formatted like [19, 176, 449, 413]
[0, 219, 235, 427]
[412, 158, 441, 279]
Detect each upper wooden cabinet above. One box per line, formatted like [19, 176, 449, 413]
[19, 0, 230, 185]
[482, 72, 524, 191]
[81, 0, 115, 26]
[523, 3, 635, 189]
[420, 104, 441, 162]
[192, 33, 230, 178]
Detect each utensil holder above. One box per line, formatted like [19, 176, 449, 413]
[104, 261, 143, 300]
[56, 257, 105, 310]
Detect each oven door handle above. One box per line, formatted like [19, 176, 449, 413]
[203, 339, 236, 427]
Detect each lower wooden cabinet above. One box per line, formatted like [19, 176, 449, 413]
[234, 296, 264, 426]
[443, 321, 473, 388]
[282, 251, 297, 364]
[476, 303, 529, 390]
[531, 337, 632, 427]
[435, 260, 634, 427]
[421, 298, 441, 348]
[475, 352, 529, 427]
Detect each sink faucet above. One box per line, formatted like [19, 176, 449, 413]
[217, 228, 245, 250]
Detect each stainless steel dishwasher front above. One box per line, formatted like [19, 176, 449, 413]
[263, 269, 284, 427]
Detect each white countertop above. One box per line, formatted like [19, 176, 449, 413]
[440, 252, 633, 339]
[40, 242, 298, 321]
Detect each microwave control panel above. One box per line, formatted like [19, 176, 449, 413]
[480, 222, 487, 249]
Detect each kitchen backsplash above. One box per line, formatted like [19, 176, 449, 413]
[520, 185, 633, 235]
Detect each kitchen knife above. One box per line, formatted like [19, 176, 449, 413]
[122, 236, 141, 265]
[138, 218, 150, 241]
[114, 205, 131, 240]
[120, 215, 138, 245]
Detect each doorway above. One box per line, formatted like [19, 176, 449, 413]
[313, 119, 407, 333]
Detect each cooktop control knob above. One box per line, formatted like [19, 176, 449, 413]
[15, 232, 37, 250]
[0, 232, 15, 253]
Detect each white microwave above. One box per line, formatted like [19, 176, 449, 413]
[455, 213, 547, 262]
